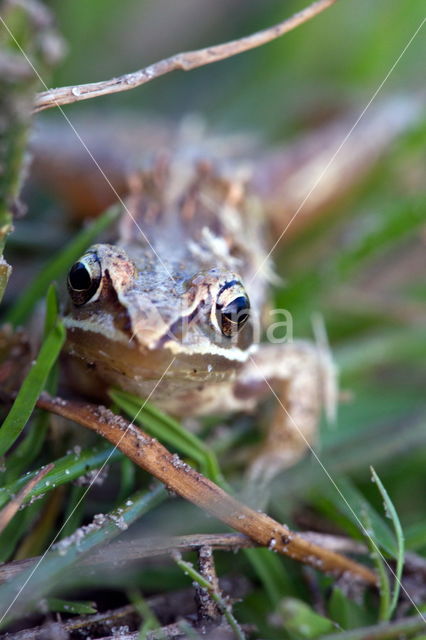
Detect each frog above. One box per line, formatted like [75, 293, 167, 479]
[62, 151, 337, 482]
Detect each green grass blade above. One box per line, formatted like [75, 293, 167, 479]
[5, 412, 50, 482]
[328, 587, 373, 629]
[45, 598, 97, 615]
[6, 286, 61, 480]
[371, 467, 405, 619]
[110, 390, 206, 462]
[337, 327, 426, 378]
[5, 205, 120, 327]
[0, 320, 65, 458]
[360, 509, 390, 623]
[0, 502, 47, 563]
[0, 444, 122, 509]
[43, 284, 60, 336]
[0, 485, 166, 626]
[116, 456, 136, 504]
[404, 521, 426, 551]
[41, 284, 61, 394]
[279, 597, 335, 638]
[244, 548, 292, 608]
[110, 389, 226, 487]
[127, 590, 161, 639]
[317, 477, 397, 556]
[59, 485, 87, 540]
[335, 197, 426, 280]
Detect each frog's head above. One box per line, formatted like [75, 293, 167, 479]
[63, 243, 256, 389]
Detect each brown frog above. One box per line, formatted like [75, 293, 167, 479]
[63, 153, 336, 481]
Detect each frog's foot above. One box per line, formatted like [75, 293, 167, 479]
[233, 340, 338, 484]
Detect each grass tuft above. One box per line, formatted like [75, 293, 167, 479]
[0, 320, 65, 458]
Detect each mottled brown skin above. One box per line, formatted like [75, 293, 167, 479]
[64, 155, 336, 481]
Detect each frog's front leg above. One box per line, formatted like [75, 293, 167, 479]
[233, 341, 337, 482]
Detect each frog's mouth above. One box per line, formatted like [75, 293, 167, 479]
[63, 269, 256, 400]
[64, 319, 255, 387]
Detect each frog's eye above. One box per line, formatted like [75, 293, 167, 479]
[67, 253, 102, 306]
[215, 281, 250, 338]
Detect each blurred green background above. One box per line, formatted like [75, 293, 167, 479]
[51, 0, 424, 135]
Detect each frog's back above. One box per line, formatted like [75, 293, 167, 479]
[119, 154, 271, 313]
[63, 151, 273, 415]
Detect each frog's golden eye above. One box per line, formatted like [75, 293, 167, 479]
[67, 253, 102, 306]
[215, 281, 250, 338]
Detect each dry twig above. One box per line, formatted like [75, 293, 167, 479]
[0, 463, 53, 534]
[34, 0, 338, 112]
[4, 579, 250, 639]
[95, 621, 249, 640]
[0, 533, 256, 584]
[3, 529, 424, 597]
[195, 546, 222, 627]
[36, 392, 377, 585]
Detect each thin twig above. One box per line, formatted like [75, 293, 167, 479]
[0, 463, 53, 534]
[95, 621, 252, 640]
[0, 531, 387, 585]
[0, 533, 255, 584]
[9, 530, 412, 585]
[4, 580, 251, 639]
[34, 0, 338, 112]
[300, 532, 366, 554]
[36, 392, 377, 585]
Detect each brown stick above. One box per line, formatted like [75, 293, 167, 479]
[36, 393, 377, 585]
[0, 533, 256, 584]
[0, 463, 53, 534]
[0, 532, 379, 585]
[195, 546, 222, 627]
[3, 527, 423, 588]
[34, 0, 338, 113]
[3, 582, 252, 640]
